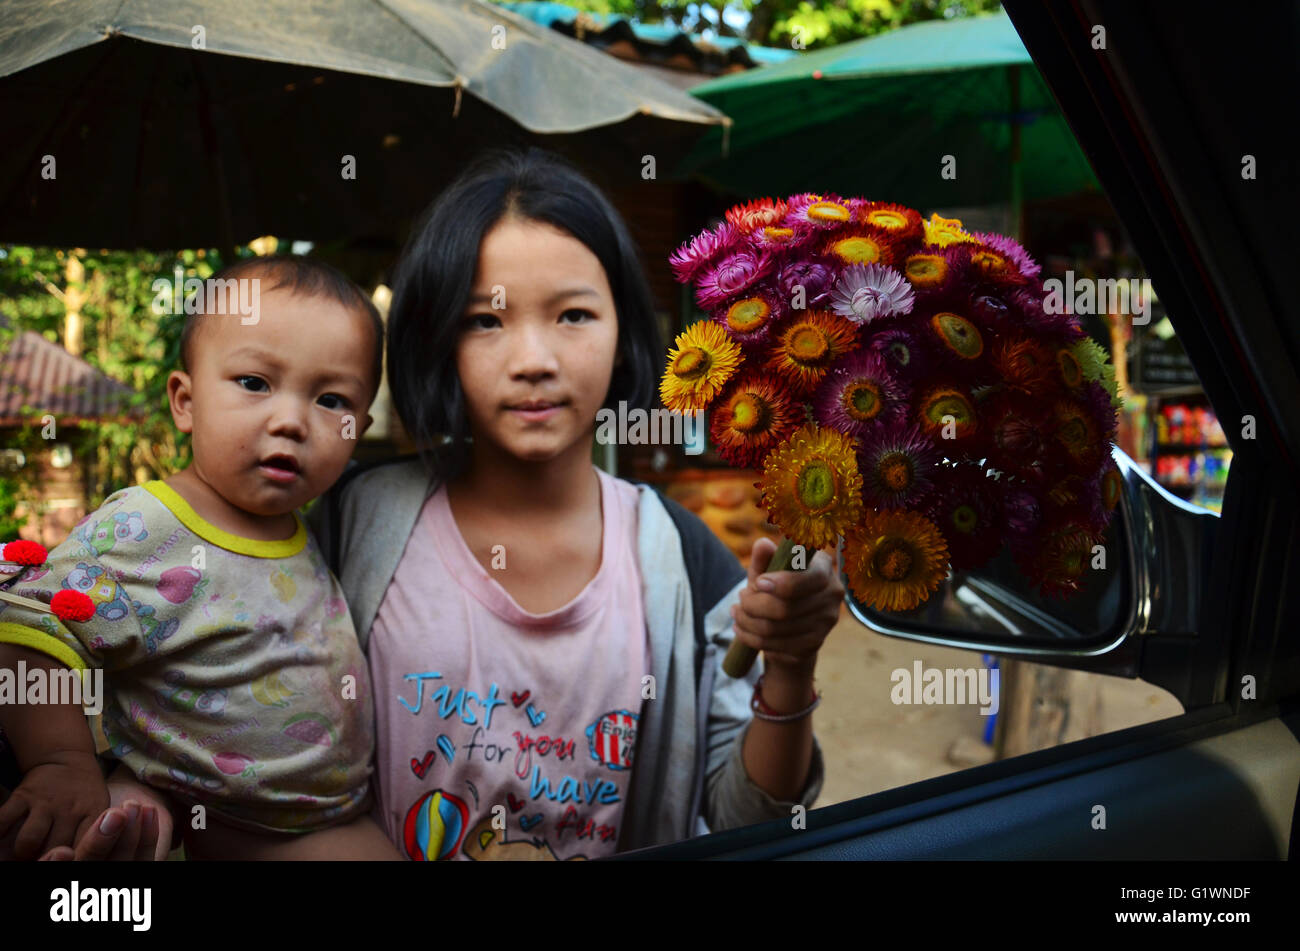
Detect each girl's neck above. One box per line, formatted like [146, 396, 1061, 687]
[450, 438, 599, 517]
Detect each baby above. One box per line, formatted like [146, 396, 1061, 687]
[0, 255, 397, 860]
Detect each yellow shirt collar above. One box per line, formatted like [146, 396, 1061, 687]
[143, 481, 307, 558]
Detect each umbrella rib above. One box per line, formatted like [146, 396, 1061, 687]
[368, 0, 461, 83]
[372, 0, 720, 129]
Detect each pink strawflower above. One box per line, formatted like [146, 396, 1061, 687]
[670, 221, 740, 284]
[785, 193, 854, 229]
[694, 248, 774, 310]
[971, 232, 1041, 278]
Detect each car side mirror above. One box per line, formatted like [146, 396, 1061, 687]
[844, 447, 1218, 653]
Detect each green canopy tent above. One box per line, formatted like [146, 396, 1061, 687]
[679, 10, 1100, 234]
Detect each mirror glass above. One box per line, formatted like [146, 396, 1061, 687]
[844, 482, 1132, 652]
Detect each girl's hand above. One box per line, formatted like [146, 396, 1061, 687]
[730, 537, 844, 678]
[39, 799, 166, 862]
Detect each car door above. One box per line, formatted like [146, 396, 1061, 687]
[614, 0, 1300, 861]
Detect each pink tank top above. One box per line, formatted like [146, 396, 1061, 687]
[367, 468, 649, 860]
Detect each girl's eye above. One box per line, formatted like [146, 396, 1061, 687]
[559, 309, 595, 324]
[464, 313, 500, 331]
[236, 376, 268, 392]
[317, 394, 349, 410]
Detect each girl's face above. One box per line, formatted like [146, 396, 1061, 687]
[456, 216, 620, 467]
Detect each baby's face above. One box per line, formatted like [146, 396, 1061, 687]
[171, 286, 376, 517]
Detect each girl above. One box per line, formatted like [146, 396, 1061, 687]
[314, 147, 844, 859]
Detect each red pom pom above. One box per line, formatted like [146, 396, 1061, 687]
[50, 590, 95, 623]
[2, 540, 48, 567]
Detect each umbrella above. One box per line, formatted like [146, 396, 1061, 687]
[0, 0, 726, 249]
[678, 10, 1098, 229]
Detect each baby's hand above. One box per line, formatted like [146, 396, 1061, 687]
[0, 750, 109, 860]
[40, 765, 175, 861]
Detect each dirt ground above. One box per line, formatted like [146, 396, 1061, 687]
[811, 605, 1186, 806]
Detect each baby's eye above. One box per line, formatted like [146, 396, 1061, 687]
[317, 393, 350, 410]
[236, 376, 268, 392]
[559, 309, 595, 325]
[463, 313, 500, 331]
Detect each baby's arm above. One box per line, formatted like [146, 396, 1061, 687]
[0, 643, 109, 860]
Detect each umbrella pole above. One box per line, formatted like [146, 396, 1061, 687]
[1008, 64, 1023, 240]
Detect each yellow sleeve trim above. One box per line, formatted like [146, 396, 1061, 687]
[0, 623, 87, 671]
[142, 481, 307, 558]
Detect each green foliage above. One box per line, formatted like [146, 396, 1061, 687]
[491, 0, 1004, 48]
[0, 475, 23, 539]
[0, 245, 233, 509]
[768, 0, 1003, 48]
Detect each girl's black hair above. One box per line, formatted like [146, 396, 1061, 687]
[387, 147, 662, 484]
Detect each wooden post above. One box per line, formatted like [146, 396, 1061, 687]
[995, 659, 1104, 759]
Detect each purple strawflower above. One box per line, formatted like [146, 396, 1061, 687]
[867, 324, 929, 380]
[1011, 285, 1087, 342]
[1081, 455, 1122, 533]
[857, 421, 941, 510]
[829, 264, 915, 325]
[926, 463, 1003, 571]
[1079, 380, 1119, 442]
[775, 257, 836, 309]
[694, 248, 774, 310]
[813, 350, 909, 441]
[1002, 484, 1043, 542]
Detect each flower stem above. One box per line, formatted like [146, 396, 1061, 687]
[722, 537, 799, 679]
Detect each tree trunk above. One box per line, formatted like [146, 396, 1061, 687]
[62, 250, 87, 357]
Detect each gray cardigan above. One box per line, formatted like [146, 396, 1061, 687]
[307, 459, 825, 854]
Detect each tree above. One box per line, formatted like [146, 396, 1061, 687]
[492, 0, 1004, 49]
[0, 245, 226, 509]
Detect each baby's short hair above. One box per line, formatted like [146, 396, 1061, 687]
[179, 255, 384, 399]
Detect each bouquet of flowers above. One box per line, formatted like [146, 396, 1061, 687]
[660, 195, 1123, 675]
